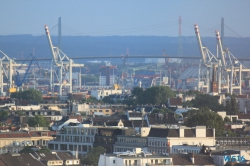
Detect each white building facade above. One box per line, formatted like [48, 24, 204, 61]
[47, 124, 97, 156]
[91, 89, 122, 100]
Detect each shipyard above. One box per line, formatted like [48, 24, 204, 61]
[0, 1, 250, 166]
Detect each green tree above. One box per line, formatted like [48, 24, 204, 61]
[137, 86, 175, 105]
[123, 98, 136, 107]
[151, 108, 174, 114]
[81, 146, 106, 166]
[82, 96, 100, 104]
[0, 110, 9, 118]
[191, 94, 224, 112]
[102, 96, 114, 104]
[11, 89, 43, 103]
[28, 115, 50, 127]
[224, 116, 231, 123]
[185, 90, 201, 96]
[132, 87, 143, 97]
[225, 94, 239, 115]
[182, 100, 193, 108]
[184, 108, 225, 136]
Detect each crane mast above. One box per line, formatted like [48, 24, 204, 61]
[194, 24, 206, 65]
[215, 31, 226, 71]
[44, 25, 59, 66]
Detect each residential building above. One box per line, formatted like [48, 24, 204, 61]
[171, 153, 215, 166]
[93, 127, 136, 153]
[91, 89, 122, 100]
[168, 98, 183, 110]
[0, 130, 55, 154]
[51, 116, 81, 131]
[89, 105, 117, 115]
[48, 123, 97, 157]
[98, 149, 173, 166]
[9, 105, 41, 111]
[145, 113, 177, 127]
[171, 145, 216, 154]
[114, 135, 148, 153]
[147, 126, 215, 154]
[0, 152, 82, 166]
[14, 110, 63, 122]
[98, 151, 215, 166]
[72, 102, 90, 113]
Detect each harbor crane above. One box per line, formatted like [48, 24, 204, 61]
[44, 25, 84, 96]
[194, 24, 219, 93]
[15, 54, 40, 91]
[216, 30, 250, 94]
[0, 50, 24, 95]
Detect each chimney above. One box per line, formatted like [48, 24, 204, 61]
[166, 113, 168, 119]
[191, 153, 195, 164]
[155, 113, 157, 119]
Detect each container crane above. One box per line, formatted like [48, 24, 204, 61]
[44, 25, 84, 95]
[15, 54, 40, 90]
[0, 50, 23, 95]
[215, 30, 250, 94]
[194, 24, 218, 92]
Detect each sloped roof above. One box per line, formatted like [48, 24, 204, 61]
[0, 132, 30, 138]
[171, 153, 215, 165]
[238, 114, 250, 119]
[0, 153, 42, 166]
[184, 129, 196, 137]
[169, 98, 182, 106]
[148, 128, 179, 137]
[206, 129, 214, 137]
[147, 113, 177, 125]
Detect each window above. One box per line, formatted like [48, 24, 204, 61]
[105, 110, 109, 112]
[113, 160, 115, 164]
[99, 110, 102, 112]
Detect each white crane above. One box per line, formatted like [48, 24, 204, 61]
[44, 25, 84, 96]
[0, 50, 25, 95]
[194, 24, 218, 92]
[215, 30, 250, 94]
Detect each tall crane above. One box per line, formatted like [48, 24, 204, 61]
[215, 30, 250, 94]
[194, 24, 218, 92]
[15, 54, 40, 90]
[44, 25, 84, 96]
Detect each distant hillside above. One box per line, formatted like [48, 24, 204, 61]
[0, 35, 249, 63]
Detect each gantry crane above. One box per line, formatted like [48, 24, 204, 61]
[44, 25, 84, 96]
[194, 24, 218, 92]
[15, 54, 40, 91]
[215, 30, 250, 94]
[0, 50, 24, 95]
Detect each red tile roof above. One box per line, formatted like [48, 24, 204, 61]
[0, 132, 30, 138]
[169, 98, 182, 106]
[237, 114, 250, 119]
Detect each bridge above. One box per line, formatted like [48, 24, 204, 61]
[13, 55, 250, 61]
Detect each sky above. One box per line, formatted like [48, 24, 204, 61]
[1, 0, 250, 37]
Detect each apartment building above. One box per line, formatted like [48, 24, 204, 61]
[0, 130, 55, 154]
[147, 126, 215, 154]
[47, 123, 97, 156]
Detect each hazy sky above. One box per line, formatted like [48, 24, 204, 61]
[1, 0, 250, 37]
